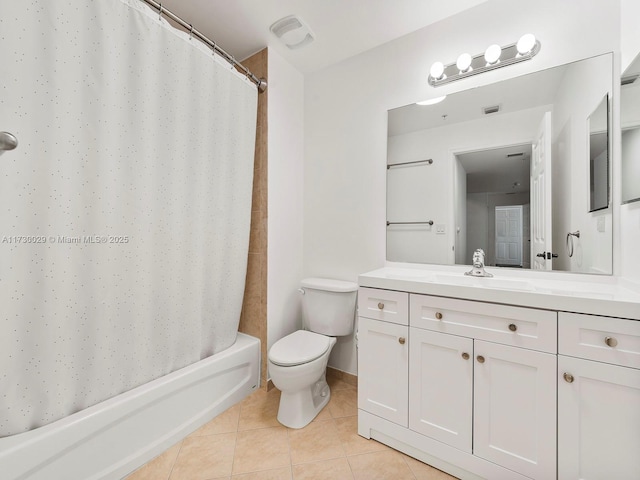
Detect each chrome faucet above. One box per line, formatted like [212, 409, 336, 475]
[465, 249, 493, 277]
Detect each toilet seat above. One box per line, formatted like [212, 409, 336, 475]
[269, 330, 332, 367]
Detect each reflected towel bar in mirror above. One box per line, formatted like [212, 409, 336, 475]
[387, 159, 433, 169]
[387, 220, 434, 226]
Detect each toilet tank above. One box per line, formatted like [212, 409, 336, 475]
[300, 278, 358, 336]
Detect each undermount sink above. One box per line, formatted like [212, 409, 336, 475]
[433, 274, 536, 292]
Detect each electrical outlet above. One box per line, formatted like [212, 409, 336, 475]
[597, 216, 605, 232]
[436, 224, 446, 234]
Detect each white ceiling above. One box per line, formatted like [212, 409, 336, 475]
[457, 145, 532, 194]
[158, 0, 487, 74]
[387, 64, 568, 137]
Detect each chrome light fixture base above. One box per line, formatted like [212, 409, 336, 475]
[428, 39, 541, 87]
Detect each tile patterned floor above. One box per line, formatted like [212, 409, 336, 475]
[125, 377, 458, 480]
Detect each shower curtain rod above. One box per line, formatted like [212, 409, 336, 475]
[140, 0, 267, 92]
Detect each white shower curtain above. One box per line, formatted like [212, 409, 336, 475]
[0, 0, 257, 436]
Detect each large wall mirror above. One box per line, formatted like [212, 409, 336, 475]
[622, 53, 640, 204]
[387, 53, 613, 274]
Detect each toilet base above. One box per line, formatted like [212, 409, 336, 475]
[276, 374, 331, 429]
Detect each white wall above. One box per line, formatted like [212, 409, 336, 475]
[304, 0, 621, 375]
[619, 0, 640, 282]
[621, 0, 640, 72]
[267, 49, 305, 363]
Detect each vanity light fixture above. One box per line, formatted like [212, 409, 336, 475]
[416, 95, 447, 106]
[484, 44, 502, 65]
[428, 34, 541, 87]
[456, 53, 473, 73]
[429, 61, 446, 81]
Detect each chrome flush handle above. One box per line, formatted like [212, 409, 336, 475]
[0, 131, 18, 154]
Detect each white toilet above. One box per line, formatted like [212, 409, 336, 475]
[268, 277, 358, 429]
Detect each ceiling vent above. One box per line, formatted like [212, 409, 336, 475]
[483, 105, 500, 115]
[621, 74, 639, 86]
[270, 15, 314, 50]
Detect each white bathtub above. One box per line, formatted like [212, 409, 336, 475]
[0, 333, 260, 480]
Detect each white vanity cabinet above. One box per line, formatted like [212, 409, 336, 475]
[409, 329, 473, 452]
[357, 267, 640, 480]
[409, 294, 557, 480]
[472, 340, 556, 480]
[557, 312, 640, 479]
[357, 288, 409, 427]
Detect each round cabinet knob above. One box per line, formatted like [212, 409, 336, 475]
[398, 337, 406, 345]
[435, 312, 443, 320]
[461, 352, 470, 360]
[377, 302, 384, 310]
[605, 336, 618, 348]
[476, 355, 485, 363]
[508, 323, 517, 332]
[563, 372, 574, 383]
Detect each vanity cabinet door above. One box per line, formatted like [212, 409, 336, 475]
[473, 340, 557, 480]
[558, 355, 640, 480]
[409, 329, 473, 453]
[357, 317, 408, 427]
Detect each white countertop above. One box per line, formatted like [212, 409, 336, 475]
[359, 263, 640, 320]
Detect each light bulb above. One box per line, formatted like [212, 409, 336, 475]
[429, 61, 445, 80]
[484, 44, 501, 65]
[516, 34, 536, 55]
[456, 53, 472, 72]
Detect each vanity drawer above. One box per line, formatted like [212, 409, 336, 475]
[358, 287, 408, 325]
[410, 294, 557, 353]
[559, 312, 640, 369]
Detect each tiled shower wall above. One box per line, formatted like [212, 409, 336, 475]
[238, 48, 268, 388]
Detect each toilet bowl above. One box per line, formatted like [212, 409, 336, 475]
[268, 330, 337, 428]
[267, 277, 358, 429]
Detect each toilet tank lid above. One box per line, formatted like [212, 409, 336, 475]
[301, 277, 358, 292]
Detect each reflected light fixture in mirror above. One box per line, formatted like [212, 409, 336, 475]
[416, 96, 447, 106]
[428, 34, 541, 87]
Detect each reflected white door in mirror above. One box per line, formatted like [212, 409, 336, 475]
[387, 53, 613, 275]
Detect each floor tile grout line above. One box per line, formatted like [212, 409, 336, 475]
[400, 453, 419, 480]
[285, 424, 294, 479]
[231, 400, 241, 477]
[165, 438, 184, 480]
